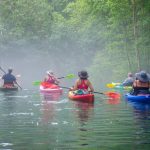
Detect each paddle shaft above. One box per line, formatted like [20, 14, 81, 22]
[58, 87, 104, 94]
[0, 67, 6, 74]
[59, 86, 71, 90]
[57, 77, 65, 79]
[0, 66, 22, 89]
[93, 91, 104, 95]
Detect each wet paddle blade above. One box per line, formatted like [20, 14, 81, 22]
[105, 91, 121, 99]
[66, 74, 75, 79]
[33, 81, 41, 86]
[106, 83, 115, 88]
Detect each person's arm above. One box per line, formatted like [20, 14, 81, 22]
[52, 76, 59, 84]
[72, 80, 79, 91]
[88, 80, 94, 92]
[2, 74, 5, 79]
[44, 76, 48, 82]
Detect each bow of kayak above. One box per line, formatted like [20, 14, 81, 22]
[125, 93, 150, 103]
[40, 82, 63, 94]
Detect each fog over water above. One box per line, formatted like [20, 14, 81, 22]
[0, 40, 95, 89]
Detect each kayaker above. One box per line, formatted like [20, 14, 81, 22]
[122, 72, 134, 86]
[2, 68, 17, 87]
[44, 70, 59, 85]
[131, 71, 150, 95]
[72, 70, 94, 94]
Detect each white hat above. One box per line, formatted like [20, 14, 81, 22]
[46, 70, 54, 76]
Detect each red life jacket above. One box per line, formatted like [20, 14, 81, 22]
[46, 76, 55, 84]
[77, 80, 88, 90]
[3, 83, 14, 88]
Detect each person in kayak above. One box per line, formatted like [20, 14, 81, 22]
[2, 68, 17, 87]
[122, 72, 134, 86]
[131, 71, 150, 95]
[44, 70, 59, 85]
[72, 70, 94, 94]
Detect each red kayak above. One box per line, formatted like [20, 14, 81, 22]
[68, 91, 94, 103]
[40, 82, 63, 94]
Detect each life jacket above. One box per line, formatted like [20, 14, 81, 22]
[46, 76, 55, 84]
[133, 80, 150, 89]
[3, 83, 14, 88]
[77, 80, 88, 90]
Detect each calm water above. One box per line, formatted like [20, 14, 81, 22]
[0, 89, 150, 150]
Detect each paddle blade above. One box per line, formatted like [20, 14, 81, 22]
[33, 81, 41, 86]
[106, 83, 115, 88]
[66, 74, 75, 79]
[112, 82, 121, 86]
[105, 91, 121, 99]
[16, 74, 21, 78]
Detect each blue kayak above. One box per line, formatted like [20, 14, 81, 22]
[125, 93, 150, 103]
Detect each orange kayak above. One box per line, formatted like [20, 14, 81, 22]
[68, 91, 94, 103]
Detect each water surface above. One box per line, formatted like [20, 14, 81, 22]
[0, 89, 150, 150]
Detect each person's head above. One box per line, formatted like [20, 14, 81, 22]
[135, 71, 150, 82]
[46, 70, 54, 76]
[128, 72, 133, 77]
[78, 70, 88, 79]
[8, 68, 13, 74]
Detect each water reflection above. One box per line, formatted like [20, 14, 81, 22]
[40, 93, 62, 125]
[42, 92, 62, 101]
[129, 101, 150, 119]
[107, 97, 121, 105]
[1, 91, 17, 111]
[73, 101, 94, 124]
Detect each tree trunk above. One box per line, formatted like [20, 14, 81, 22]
[131, 0, 140, 71]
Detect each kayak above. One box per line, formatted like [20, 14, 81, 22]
[0, 86, 18, 92]
[68, 91, 94, 103]
[125, 93, 150, 103]
[40, 82, 63, 94]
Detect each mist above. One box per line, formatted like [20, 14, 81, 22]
[0, 0, 149, 91]
[0, 39, 95, 89]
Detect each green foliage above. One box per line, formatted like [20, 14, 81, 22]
[0, 0, 150, 86]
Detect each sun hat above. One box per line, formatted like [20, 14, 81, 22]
[78, 70, 88, 79]
[46, 70, 54, 76]
[135, 71, 150, 82]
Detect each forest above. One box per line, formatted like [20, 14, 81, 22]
[0, 0, 150, 89]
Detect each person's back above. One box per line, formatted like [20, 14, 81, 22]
[122, 72, 134, 86]
[2, 69, 16, 86]
[131, 71, 150, 95]
[72, 70, 94, 94]
[44, 70, 59, 85]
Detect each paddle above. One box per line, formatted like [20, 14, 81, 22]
[33, 74, 75, 86]
[106, 82, 121, 88]
[0, 66, 22, 89]
[106, 83, 132, 90]
[57, 74, 75, 79]
[59, 86, 121, 99]
[106, 83, 115, 88]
